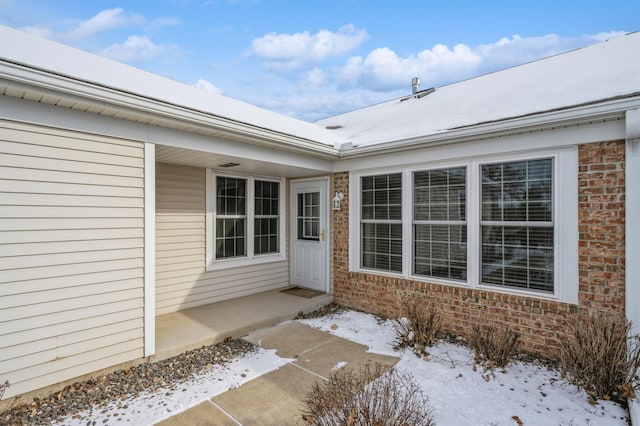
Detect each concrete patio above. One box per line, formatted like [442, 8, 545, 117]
[152, 288, 333, 362]
[156, 321, 400, 425]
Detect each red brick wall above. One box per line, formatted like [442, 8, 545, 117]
[577, 140, 626, 313]
[330, 140, 626, 358]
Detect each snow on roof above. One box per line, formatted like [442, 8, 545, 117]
[0, 25, 337, 146]
[2, 25, 639, 152]
[317, 31, 640, 147]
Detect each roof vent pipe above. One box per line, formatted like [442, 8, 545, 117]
[411, 77, 420, 94]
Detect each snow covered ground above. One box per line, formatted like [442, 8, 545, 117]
[299, 310, 629, 426]
[56, 309, 629, 425]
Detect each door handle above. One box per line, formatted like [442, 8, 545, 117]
[321, 230, 326, 241]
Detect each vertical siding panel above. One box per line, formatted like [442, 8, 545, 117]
[0, 121, 145, 399]
[155, 163, 289, 315]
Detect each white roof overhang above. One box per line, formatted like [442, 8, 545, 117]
[0, 59, 339, 161]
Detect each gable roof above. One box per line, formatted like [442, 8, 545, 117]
[0, 25, 338, 152]
[317, 31, 640, 149]
[1, 25, 639, 158]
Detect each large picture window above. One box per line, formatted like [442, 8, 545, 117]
[361, 173, 402, 272]
[480, 159, 554, 291]
[413, 167, 467, 281]
[352, 150, 576, 302]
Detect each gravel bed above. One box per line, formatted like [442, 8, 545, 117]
[0, 339, 256, 426]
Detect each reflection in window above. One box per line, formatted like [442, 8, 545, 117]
[254, 180, 279, 255]
[413, 167, 467, 280]
[480, 159, 553, 292]
[298, 192, 320, 240]
[215, 176, 246, 259]
[361, 173, 402, 272]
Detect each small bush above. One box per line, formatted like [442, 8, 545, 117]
[393, 300, 442, 357]
[0, 380, 9, 403]
[301, 363, 436, 426]
[470, 324, 520, 370]
[558, 312, 640, 403]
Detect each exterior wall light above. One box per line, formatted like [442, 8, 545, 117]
[332, 192, 344, 210]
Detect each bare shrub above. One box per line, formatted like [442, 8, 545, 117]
[558, 312, 640, 403]
[393, 300, 442, 357]
[0, 380, 8, 401]
[301, 363, 436, 426]
[469, 324, 520, 370]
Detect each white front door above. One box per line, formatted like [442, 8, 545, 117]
[290, 178, 329, 292]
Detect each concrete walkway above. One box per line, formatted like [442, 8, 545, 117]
[156, 321, 399, 425]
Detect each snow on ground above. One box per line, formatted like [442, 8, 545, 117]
[299, 310, 629, 426]
[54, 349, 290, 425]
[55, 309, 629, 425]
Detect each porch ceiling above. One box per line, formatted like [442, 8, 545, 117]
[155, 145, 331, 178]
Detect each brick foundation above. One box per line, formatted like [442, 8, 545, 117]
[331, 140, 626, 359]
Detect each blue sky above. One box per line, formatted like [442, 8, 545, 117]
[1, 0, 638, 121]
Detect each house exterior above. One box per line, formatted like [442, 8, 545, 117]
[0, 24, 638, 419]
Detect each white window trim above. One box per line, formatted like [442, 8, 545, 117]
[349, 148, 578, 303]
[206, 170, 286, 271]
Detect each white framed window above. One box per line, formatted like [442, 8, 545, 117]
[350, 148, 578, 303]
[413, 166, 467, 281]
[206, 171, 286, 270]
[360, 173, 403, 273]
[480, 158, 553, 292]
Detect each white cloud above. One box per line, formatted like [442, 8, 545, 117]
[334, 32, 626, 92]
[249, 31, 629, 121]
[250, 24, 368, 69]
[587, 31, 628, 42]
[100, 35, 176, 62]
[337, 43, 480, 91]
[65, 8, 144, 41]
[21, 25, 53, 39]
[306, 68, 327, 88]
[194, 79, 223, 94]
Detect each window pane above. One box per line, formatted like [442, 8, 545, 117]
[254, 181, 280, 255]
[480, 158, 554, 292]
[481, 225, 553, 292]
[362, 223, 402, 272]
[414, 224, 467, 281]
[481, 159, 552, 224]
[412, 167, 467, 281]
[298, 191, 320, 240]
[215, 177, 247, 260]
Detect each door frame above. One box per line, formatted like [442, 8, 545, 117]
[289, 176, 331, 293]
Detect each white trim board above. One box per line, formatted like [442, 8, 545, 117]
[144, 143, 156, 357]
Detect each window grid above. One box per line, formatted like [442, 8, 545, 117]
[361, 173, 402, 272]
[413, 167, 467, 281]
[215, 176, 246, 259]
[297, 192, 320, 240]
[480, 159, 554, 292]
[254, 180, 280, 255]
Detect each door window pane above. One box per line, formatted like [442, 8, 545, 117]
[298, 192, 320, 240]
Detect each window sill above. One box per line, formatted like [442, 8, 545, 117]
[350, 267, 573, 303]
[206, 253, 287, 272]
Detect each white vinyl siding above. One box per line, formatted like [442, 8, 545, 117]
[0, 120, 145, 399]
[155, 163, 289, 315]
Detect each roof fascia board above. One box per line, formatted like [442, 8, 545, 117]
[0, 93, 335, 173]
[339, 96, 640, 159]
[0, 60, 339, 159]
[334, 117, 624, 173]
